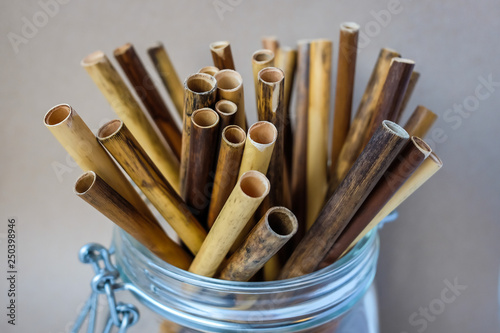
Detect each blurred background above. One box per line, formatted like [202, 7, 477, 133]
[1, 0, 499, 332]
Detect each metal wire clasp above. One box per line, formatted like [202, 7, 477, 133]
[72, 243, 139, 333]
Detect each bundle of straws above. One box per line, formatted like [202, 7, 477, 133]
[44, 22, 442, 282]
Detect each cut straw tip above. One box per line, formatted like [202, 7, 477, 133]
[74, 171, 97, 195]
[191, 108, 219, 129]
[222, 125, 246, 146]
[184, 73, 217, 94]
[97, 119, 123, 140]
[44, 103, 72, 126]
[340, 22, 361, 31]
[252, 49, 274, 63]
[81, 50, 106, 67]
[113, 42, 133, 56]
[258, 67, 284, 84]
[265, 207, 298, 239]
[382, 120, 409, 139]
[210, 41, 230, 51]
[411, 136, 432, 157]
[239, 170, 271, 199]
[248, 121, 278, 147]
[214, 70, 242, 91]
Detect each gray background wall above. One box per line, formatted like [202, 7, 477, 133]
[1, 0, 499, 332]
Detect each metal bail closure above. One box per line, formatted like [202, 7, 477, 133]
[72, 243, 140, 333]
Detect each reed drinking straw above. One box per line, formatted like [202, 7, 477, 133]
[180, 73, 217, 198]
[210, 41, 236, 70]
[189, 171, 270, 277]
[81, 51, 180, 192]
[404, 105, 438, 138]
[238, 121, 277, 178]
[306, 39, 333, 230]
[331, 23, 359, 177]
[395, 71, 420, 123]
[279, 121, 409, 279]
[344, 151, 443, 254]
[198, 66, 219, 76]
[207, 125, 246, 229]
[275, 46, 297, 176]
[213, 69, 247, 131]
[291, 40, 311, 244]
[214, 100, 238, 140]
[261, 36, 280, 56]
[219, 207, 298, 281]
[364, 58, 415, 145]
[114, 43, 182, 160]
[251, 49, 275, 105]
[97, 120, 207, 255]
[43, 104, 154, 221]
[319, 136, 431, 267]
[74, 171, 192, 269]
[333, 48, 400, 188]
[184, 108, 220, 226]
[257, 67, 289, 207]
[148, 42, 185, 118]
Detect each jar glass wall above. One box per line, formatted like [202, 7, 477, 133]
[113, 226, 380, 333]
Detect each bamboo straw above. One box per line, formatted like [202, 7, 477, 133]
[279, 121, 409, 279]
[97, 120, 207, 255]
[238, 121, 277, 178]
[214, 100, 237, 135]
[198, 66, 219, 76]
[180, 73, 217, 198]
[291, 40, 311, 243]
[345, 151, 443, 255]
[333, 48, 400, 188]
[331, 23, 359, 176]
[81, 51, 180, 192]
[184, 108, 220, 225]
[395, 71, 420, 123]
[219, 207, 298, 281]
[261, 36, 280, 56]
[306, 39, 333, 230]
[275, 46, 297, 175]
[214, 69, 247, 131]
[207, 125, 246, 229]
[114, 43, 182, 160]
[251, 49, 275, 105]
[189, 171, 270, 277]
[319, 136, 431, 267]
[74, 171, 192, 269]
[404, 105, 437, 138]
[364, 58, 415, 144]
[257, 67, 288, 207]
[44, 104, 154, 221]
[210, 41, 236, 70]
[147, 42, 185, 119]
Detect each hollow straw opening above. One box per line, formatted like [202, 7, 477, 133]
[215, 100, 237, 116]
[266, 208, 298, 237]
[223, 126, 246, 145]
[382, 120, 409, 139]
[210, 41, 229, 50]
[259, 67, 284, 83]
[428, 152, 443, 166]
[239, 171, 270, 198]
[411, 136, 432, 155]
[248, 121, 278, 145]
[340, 22, 360, 31]
[214, 70, 242, 90]
[81, 50, 106, 66]
[252, 50, 274, 63]
[191, 108, 219, 128]
[44, 104, 71, 126]
[97, 120, 123, 139]
[199, 66, 219, 76]
[113, 43, 133, 56]
[186, 73, 217, 93]
[391, 58, 416, 65]
[74, 171, 97, 195]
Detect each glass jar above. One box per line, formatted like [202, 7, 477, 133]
[112, 223, 381, 333]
